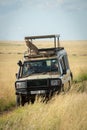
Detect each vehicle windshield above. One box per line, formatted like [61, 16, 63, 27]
[21, 59, 60, 78]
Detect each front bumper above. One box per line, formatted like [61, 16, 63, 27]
[15, 78, 62, 95]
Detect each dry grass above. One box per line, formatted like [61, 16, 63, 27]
[0, 40, 87, 110]
[0, 42, 26, 111]
[0, 40, 87, 129]
[0, 93, 87, 130]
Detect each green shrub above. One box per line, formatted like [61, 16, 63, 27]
[74, 72, 87, 82]
[0, 98, 15, 112]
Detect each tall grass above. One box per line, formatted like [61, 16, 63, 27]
[0, 54, 19, 112]
[0, 93, 87, 130]
[0, 41, 87, 112]
[0, 41, 87, 129]
[76, 72, 87, 82]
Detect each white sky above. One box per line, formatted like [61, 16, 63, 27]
[0, 0, 87, 40]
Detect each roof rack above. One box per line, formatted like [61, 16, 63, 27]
[25, 34, 60, 39]
[25, 34, 60, 48]
[24, 34, 60, 58]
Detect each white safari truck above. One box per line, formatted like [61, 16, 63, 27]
[15, 34, 73, 106]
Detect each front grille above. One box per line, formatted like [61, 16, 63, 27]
[27, 79, 48, 87]
[27, 78, 61, 92]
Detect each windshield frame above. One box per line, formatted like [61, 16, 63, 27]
[20, 58, 60, 78]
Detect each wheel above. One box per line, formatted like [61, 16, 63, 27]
[30, 95, 35, 104]
[16, 95, 21, 106]
[62, 81, 71, 93]
[21, 96, 25, 106]
[16, 95, 25, 106]
[57, 85, 62, 94]
[70, 72, 73, 81]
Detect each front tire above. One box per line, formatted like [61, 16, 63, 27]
[16, 95, 25, 106]
[16, 95, 21, 106]
[62, 81, 71, 93]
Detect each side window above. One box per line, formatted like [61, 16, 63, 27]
[60, 57, 66, 72]
[60, 55, 69, 74]
[63, 55, 69, 70]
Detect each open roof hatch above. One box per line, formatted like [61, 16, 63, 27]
[24, 34, 61, 58]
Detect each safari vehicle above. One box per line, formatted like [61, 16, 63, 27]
[15, 34, 73, 106]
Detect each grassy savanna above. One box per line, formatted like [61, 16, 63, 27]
[0, 40, 87, 130]
[0, 41, 26, 111]
[0, 92, 87, 130]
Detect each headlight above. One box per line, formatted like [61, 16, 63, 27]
[16, 82, 27, 89]
[51, 79, 61, 86]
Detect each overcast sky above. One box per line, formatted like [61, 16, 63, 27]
[0, 0, 87, 40]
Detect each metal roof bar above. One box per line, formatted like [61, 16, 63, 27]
[25, 34, 60, 40]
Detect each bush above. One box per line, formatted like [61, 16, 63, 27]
[74, 72, 87, 83]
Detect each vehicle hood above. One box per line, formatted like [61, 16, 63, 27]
[17, 73, 60, 82]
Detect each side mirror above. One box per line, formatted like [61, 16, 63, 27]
[17, 60, 22, 66]
[15, 73, 18, 78]
[63, 69, 66, 74]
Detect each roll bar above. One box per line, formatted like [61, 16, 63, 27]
[25, 34, 60, 48]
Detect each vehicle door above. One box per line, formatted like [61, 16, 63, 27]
[59, 54, 71, 86]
